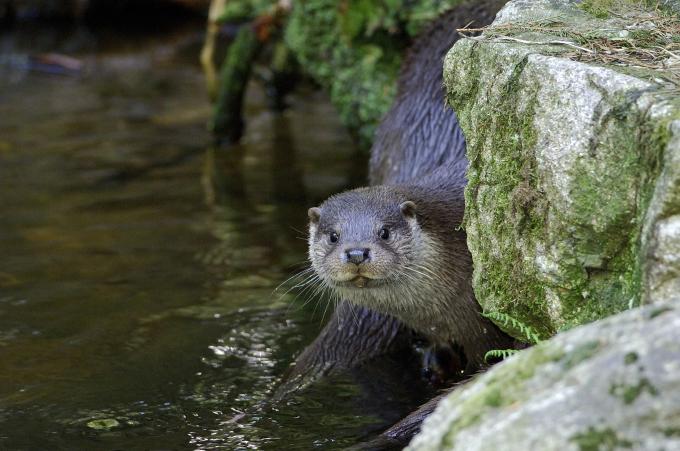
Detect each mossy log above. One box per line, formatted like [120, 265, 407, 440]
[210, 24, 262, 144]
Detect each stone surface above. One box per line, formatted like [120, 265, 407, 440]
[408, 298, 680, 451]
[443, 0, 680, 338]
[641, 119, 680, 306]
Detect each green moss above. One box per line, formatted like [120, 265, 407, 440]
[610, 377, 659, 405]
[211, 25, 262, 141]
[217, 0, 277, 22]
[648, 305, 674, 319]
[624, 352, 639, 365]
[578, 0, 616, 18]
[662, 427, 680, 437]
[556, 92, 647, 328]
[449, 44, 554, 340]
[284, 0, 463, 147]
[482, 386, 505, 407]
[635, 101, 680, 303]
[561, 340, 601, 369]
[571, 426, 633, 451]
[285, 0, 401, 146]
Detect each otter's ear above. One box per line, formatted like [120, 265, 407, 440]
[400, 201, 417, 219]
[308, 207, 321, 224]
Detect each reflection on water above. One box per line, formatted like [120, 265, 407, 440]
[0, 24, 423, 449]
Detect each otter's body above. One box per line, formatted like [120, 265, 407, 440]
[308, 161, 510, 369]
[306, 0, 515, 370]
[272, 0, 510, 446]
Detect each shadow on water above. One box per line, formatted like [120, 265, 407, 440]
[0, 22, 427, 449]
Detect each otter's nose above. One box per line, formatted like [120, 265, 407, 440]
[345, 248, 370, 265]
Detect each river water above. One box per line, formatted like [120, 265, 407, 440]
[0, 24, 426, 449]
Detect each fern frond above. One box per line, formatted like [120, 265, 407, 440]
[484, 348, 519, 363]
[482, 311, 542, 344]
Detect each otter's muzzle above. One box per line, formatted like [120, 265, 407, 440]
[345, 248, 370, 265]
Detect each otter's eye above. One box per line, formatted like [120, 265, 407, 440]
[329, 232, 339, 244]
[379, 227, 390, 240]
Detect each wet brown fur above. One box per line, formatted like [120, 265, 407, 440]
[309, 165, 512, 370]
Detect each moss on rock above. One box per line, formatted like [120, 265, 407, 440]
[284, 0, 463, 147]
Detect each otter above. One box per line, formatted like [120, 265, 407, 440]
[269, 0, 511, 446]
[307, 162, 511, 370]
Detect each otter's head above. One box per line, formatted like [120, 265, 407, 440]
[307, 186, 423, 294]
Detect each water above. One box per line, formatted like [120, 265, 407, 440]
[0, 24, 426, 449]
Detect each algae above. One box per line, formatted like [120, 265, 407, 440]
[86, 418, 120, 430]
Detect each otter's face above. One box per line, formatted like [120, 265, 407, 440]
[307, 188, 419, 290]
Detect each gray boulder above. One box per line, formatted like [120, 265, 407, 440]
[408, 299, 680, 450]
[443, 0, 680, 338]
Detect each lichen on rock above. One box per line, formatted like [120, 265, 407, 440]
[408, 298, 680, 450]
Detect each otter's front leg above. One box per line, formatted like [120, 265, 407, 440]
[413, 338, 468, 386]
[272, 301, 413, 400]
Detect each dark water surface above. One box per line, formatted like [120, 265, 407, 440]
[0, 25, 424, 449]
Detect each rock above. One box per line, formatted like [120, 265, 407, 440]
[412, 0, 680, 448]
[443, 0, 680, 338]
[408, 298, 680, 450]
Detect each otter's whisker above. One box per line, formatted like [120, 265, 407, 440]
[319, 282, 336, 324]
[394, 268, 422, 285]
[278, 274, 318, 302]
[406, 265, 435, 281]
[413, 263, 440, 280]
[277, 272, 320, 312]
[305, 278, 331, 318]
[274, 267, 315, 294]
[403, 265, 435, 282]
[308, 282, 325, 318]
[346, 298, 361, 329]
[295, 275, 324, 306]
[283, 272, 325, 315]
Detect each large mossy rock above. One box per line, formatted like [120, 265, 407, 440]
[408, 1, 680, 448]
[408, 298, 680, 450]
[443, 0, 680, 338]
